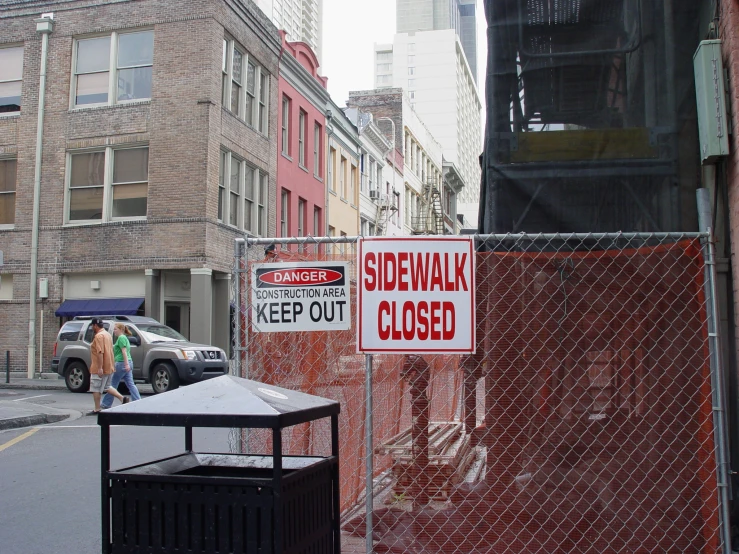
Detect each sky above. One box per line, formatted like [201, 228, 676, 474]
[321, 0, 487, 120]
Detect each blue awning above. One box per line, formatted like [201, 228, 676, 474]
[55, 298, 145, 318]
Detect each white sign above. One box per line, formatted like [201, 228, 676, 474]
[357, 237, 475, 354]
[251, 261, 350, 332]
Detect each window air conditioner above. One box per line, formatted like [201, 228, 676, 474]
[369, 189, 380, 200]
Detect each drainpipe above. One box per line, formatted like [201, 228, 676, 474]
[325, 110, 333, 236]
[28, 15, 54, 379]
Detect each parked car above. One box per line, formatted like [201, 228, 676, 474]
[51, 315, 229, 394]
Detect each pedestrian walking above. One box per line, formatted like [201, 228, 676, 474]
[101, 323, 141, 409]
[88, 318, 128, 415]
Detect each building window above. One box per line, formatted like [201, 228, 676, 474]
[313, 206, 321, 235]
[408, 79, 416, 89]
[280, 189, 289, 236]
[67, 146, 148, 222]
[377, 63, 392, 73]
[350, 165, 357, 203]
[298, 110, 307, 167]
[112, 148, 149, 218]
[73, 30, 153, 107]
[0, 273, 13, 300]
[218, 149, 267, 235]
[281, 96, 291, 156]
[340, 157, 347, 199]
[314, 123, 322, 178]
[0, 159, 17, 225]
[297, 198, 306, 236]
[218, 151, 226, 221]
[408, 67, 415, 76]
[222, 37, 269, 135]
[0, 46, 23, 114]
[409, 91, 416, 100]
[258, 172, 267, 236]
[445, 189, 453, 215]
[230, 157, 241, 226]
[408, 43, 415, 53]
[376, 51, 392, 62]
[329, 147, 337, 193]
[258, 71, 269, 134]
[407, 55, 415, 65]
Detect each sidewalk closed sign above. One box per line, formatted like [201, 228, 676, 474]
[357, 237, 475, 353]
[251, 261, 351, 332]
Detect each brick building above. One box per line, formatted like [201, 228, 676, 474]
[276, 32, 328, 241]
[0, 0, 281, 373]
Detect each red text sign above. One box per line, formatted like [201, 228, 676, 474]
[357, 237, 475, 353]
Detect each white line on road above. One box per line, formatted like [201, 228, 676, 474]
[12, 394, 51, 402]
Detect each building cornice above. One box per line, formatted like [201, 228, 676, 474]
[280, 53, 330, 114]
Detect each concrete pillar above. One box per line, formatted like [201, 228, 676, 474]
[213, 272, 231, 354]
[145, 269, 160, 321]
[190, 268, 213, 345]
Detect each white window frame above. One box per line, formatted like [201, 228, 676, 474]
[71, 29, 153, 109]
[0, 157, 17, 228]
[298, 110, 306, 167]
[281, 188, 289, 236]
[313, 206, 320, 235]
[0, 45, 24, 116]
[281, 96, 291, 156]
[64, 145, 149, 225]
[297, 198, 305, 237]
[313, 122, 322, 178]
[218, 149, 267, 236]
[222, 36, 270, 136]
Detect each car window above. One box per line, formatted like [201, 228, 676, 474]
[136, 324, 187, 342]
[58, 322, 84, 342]
[83, 322, 110, 343]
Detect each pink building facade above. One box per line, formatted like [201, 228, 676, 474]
[277, 33, 329, 240]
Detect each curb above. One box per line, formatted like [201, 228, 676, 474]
[0, 412, 69, 431]
[0, 383, 67, 391]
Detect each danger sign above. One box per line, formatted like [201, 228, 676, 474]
[357, 237, 475, 353]
[251, 261, 350, 332]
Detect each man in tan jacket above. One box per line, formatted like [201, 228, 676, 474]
[88, 318, 127, 415]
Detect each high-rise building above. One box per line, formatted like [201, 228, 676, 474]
[256, 0, 323, 64]
[396, 0, 477, 84]
[373, 30, 482, 226]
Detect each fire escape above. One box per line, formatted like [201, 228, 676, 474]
[411, 177, 445, 235]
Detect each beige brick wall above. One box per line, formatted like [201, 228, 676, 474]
[0, 0, 280, 371]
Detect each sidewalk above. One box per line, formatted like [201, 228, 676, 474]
[0, 395, 72, 431]
[0, 374, 154, 394]
[0, 374, 68, 391]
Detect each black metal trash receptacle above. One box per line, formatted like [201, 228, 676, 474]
[98, 375, 341, 554]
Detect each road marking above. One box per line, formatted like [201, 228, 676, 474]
[12, 394, 51, 402]
[35, 425, 98, 429]
[0, 428, 39, 452]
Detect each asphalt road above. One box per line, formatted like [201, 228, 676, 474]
[0, 389, 233, 554]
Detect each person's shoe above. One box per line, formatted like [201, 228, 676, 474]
[86, 410, 101, 416]
[122, 397, 130, 404]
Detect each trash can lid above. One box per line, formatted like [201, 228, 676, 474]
[98, 375, 340, 429]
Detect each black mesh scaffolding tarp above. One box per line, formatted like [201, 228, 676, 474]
[479, 0, 703, 234]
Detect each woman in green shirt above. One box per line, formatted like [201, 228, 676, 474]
[101, 323, 141, 408]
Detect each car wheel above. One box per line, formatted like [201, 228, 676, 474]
[151, 363, 179, 394]
[65, 361, 90, 393]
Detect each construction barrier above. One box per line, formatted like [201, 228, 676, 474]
[231, 233, 730, 553]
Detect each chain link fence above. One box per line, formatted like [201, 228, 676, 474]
[230, 233, 730, 553]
